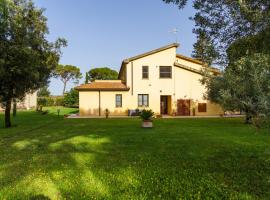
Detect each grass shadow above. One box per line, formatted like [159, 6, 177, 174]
[0, 112, 269, 199]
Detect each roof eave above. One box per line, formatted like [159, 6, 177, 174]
[76, 87, 130, 92]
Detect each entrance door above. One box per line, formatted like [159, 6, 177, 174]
[177, 99, 190, 116]
[160, 96, 168, 115]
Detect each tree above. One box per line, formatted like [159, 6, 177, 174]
[192, 29, 219, 66]
[203, 54, 270, 125]
[163, 0, 270, 65]
[53, 65, 82, 95]
[0, 0, 66, 128]
[64, 88, 79, 107]
[86, 67, 118, 82]
[164, 0, 270, 128]
[37, 86, 51, 97]
[85, 72, 90, 84]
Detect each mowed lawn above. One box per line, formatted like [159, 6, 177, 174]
[0, 109, 270, 200]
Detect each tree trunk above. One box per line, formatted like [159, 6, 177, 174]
[5, 99, 12, 128]
[245, 112, 252, 124]
[63, 81, 67, 95]
[13, 98, 17, 117]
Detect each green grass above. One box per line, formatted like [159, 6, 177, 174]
[0, 108, 269, 199]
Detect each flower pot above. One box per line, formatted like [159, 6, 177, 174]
[141, 120, 153, 128]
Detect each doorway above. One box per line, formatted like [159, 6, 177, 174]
[160, 96, 169, 115]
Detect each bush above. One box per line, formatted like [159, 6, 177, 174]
[55, 97, 64, 106]
[252, 116, 270, 131]
[140, 109, 154, 121]
[37, 96, 64, 109]
[64, 89, 79, 107]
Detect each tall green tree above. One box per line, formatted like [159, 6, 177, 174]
[53, 65, 82, 95]
[86, 67, 118, 82]
[203, 54, 270, 125]
[191, 29, 219, 66]
[85, 72, 90, 84]
[164, 0, 270, 127]
[64, 88, 79, 107]
[163, 0, 270, 64]
[0, 0, 66, 128]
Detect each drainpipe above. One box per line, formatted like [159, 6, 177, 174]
[131, 62, 134, 96]
[99, 90, 101, 116]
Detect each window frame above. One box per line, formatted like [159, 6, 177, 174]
[138, 94, 149, 107]
[198, 103, 207, 112]
[115, 94, 122, 108]
[159, 66, 172, 79]
[142, 66, 149, 79]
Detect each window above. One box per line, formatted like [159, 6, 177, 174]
[138, 94, 149, 107]
[198, 103, 207, 112]
[115, 94, 122, 107]
[142, 66, 149, 79]
[159, 66, 172, 78]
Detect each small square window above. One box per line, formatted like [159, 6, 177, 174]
[142, 66, 149, 79]
[115, 94, 122, 107]
[198, 103, 207, 112]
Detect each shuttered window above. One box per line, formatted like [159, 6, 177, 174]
[198, 103, 207, 112]
[138, 94, 149, 107]
[159, 66, 172, 78]
[142, 66, 149, 79]
[115, 94, 122, 107]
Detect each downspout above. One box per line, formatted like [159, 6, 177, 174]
[131, 61, 134, 96]
[99, 90, 101, 116]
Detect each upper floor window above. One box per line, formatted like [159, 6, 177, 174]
[115, 94, 122, 107]
[159, 66, 172, 78]
[142, 66, 149, 79]
[138, 94, 149, 107]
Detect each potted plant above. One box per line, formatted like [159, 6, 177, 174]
[140, 109, 154, 128]
[105, 108, 110, 118]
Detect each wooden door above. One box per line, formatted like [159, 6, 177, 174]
[160, 96, 168, 115]
[177, 99, 190, 116]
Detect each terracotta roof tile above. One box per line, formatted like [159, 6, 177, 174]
[76, 82, 130, 91]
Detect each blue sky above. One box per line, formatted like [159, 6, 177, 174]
[34, 0, 196, 95]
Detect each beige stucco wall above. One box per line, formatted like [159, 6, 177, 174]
[0, 92, 37, 111]
[18, 92, 37, 109]
[79, 46, 223, 116]
[79, 91, 129, 116]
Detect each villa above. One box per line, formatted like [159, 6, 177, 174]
[76, 43, 223, 116]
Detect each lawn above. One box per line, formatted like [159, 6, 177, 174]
[0, 109, 269, 199]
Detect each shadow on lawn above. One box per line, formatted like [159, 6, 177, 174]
[0, 113, 269, 199]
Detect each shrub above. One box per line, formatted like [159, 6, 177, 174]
[105, 109, 110, 118]
[64, 89, 79, 107]
[37, 96, 64, 109]
[55, 97, 64, 106]
[37, 98, 47, 111]
[140, 109, 154, 121]
[252, 115, 270, 131]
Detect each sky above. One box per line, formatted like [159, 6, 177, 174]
[34, 0, 197, 95]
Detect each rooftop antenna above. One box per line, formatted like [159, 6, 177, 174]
[169, 28, 179, 43]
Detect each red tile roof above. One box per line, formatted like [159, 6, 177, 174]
[76, 82, 130, 91]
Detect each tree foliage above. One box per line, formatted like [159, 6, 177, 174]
[164, 0, 270, 129]
[0, 0, 66, 127]
[163, 0, 270, 65]
[203, 54, 270, 125]
[63, 88, 79, 107]
[85, 72, 90, 84]
[53, 65, 82, 95]
[86, 67, 118, 82]
[192, 30, 219, 66]
[37, 86, 51, 97]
